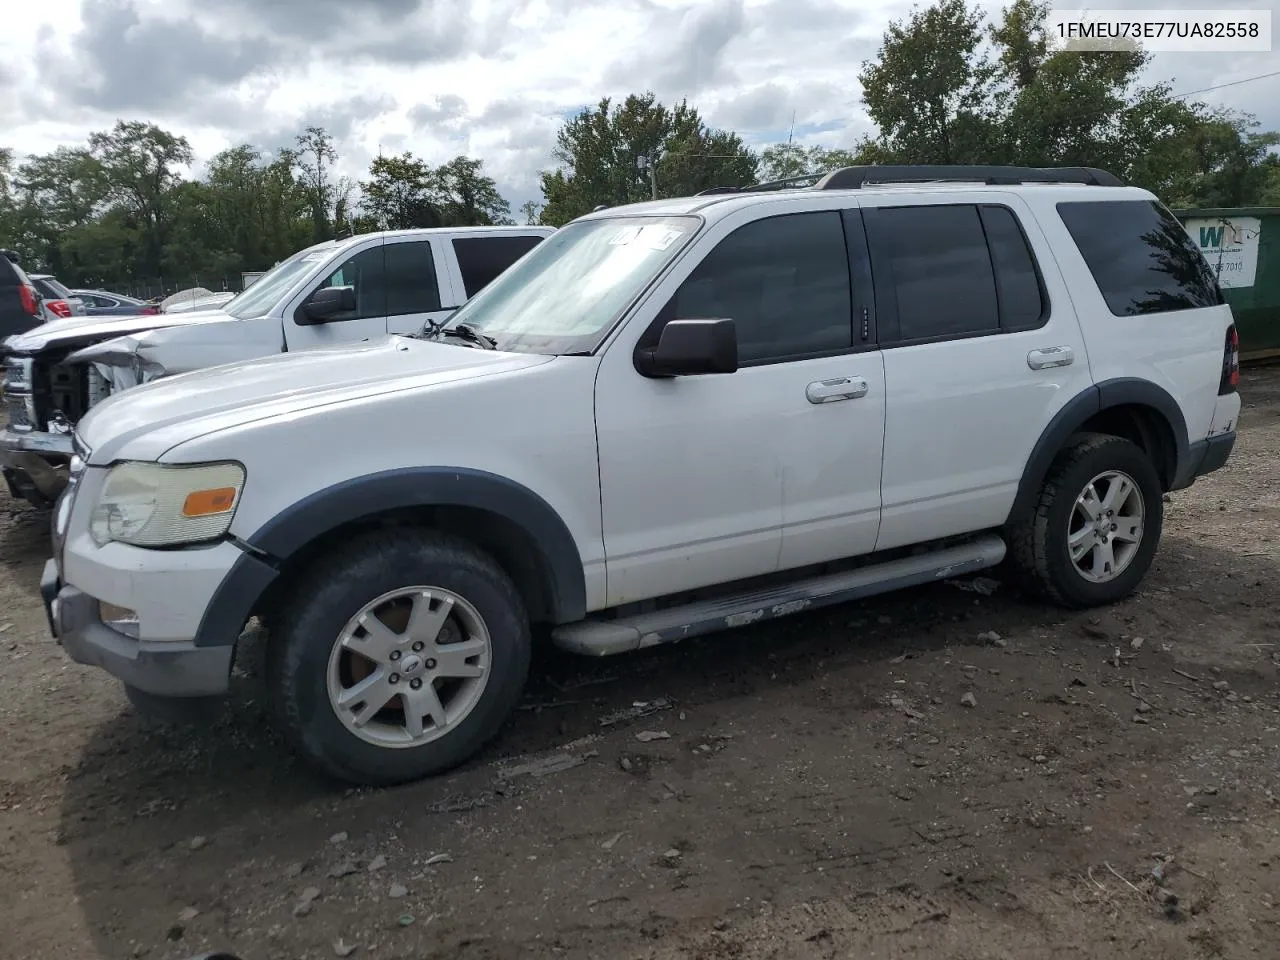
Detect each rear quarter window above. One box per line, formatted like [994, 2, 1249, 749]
[1056, 199, 1224, 316]
[452, 235, 546, 300]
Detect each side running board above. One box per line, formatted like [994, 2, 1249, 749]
[552, 533, 1006, 657]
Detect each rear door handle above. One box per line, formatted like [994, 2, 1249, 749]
[806, 376, 869, 404]
[1027, 346, 1075, 370]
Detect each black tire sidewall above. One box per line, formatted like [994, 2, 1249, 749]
[272, 535, 530, 786]
[1039, 439, 1164, 606]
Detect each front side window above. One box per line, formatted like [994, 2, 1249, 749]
[384, 241, 442, 316]
[315, 245, 387, 321]
[442, 215, 699, 355]
[1057, 199, 1224, 316]
[665, 211, 853, 364]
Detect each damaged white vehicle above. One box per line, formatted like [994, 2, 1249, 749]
[0, 225, 553, 506]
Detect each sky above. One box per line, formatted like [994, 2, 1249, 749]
[3, 0, 1278, 215]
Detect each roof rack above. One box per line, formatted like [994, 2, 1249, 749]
[695, 164, 1124, 197]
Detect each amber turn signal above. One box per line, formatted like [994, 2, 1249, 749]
[182, 487, 238, 517]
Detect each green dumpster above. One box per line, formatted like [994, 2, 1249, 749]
[1173, 207, 1280, 360]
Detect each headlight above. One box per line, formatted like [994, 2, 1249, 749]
[90, 461, 245, 547]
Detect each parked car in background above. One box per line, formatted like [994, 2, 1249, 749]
[71, 290, 160, 318]
[27, 275, 87, 322]
[1, 225, 554, 507]
[0, 250, 45, 339]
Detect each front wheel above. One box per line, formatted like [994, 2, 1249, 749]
[266, 530, 531, 786]
[1008, 433, 1164, 608]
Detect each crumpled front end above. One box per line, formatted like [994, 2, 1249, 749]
[66, 317, 284, 386]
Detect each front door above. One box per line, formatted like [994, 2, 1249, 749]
[383, 237, 460, 337]
[284, 239, 391, 350]
[594, 206, 885, 606]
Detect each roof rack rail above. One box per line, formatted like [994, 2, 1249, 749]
[694, 172, 825, 196]
[694, 164, 1124, 197]
[816, 164, 1124, 189]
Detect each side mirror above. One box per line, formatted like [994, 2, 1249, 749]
[635, 318, 738, 377]
[297, 285, 357, 324]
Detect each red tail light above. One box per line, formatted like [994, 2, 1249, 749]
[1219, 324, 1239, 395]
[18, 284, 39, 317]
[47, 299, 73, 319]
[141, 305, 160, 315]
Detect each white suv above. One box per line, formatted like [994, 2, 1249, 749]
[40, 165, 1240, 786]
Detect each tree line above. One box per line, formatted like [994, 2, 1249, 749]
[1, 0, 1275, 294]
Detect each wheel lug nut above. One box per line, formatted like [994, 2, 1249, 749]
[410, 678, 423, 690]
[425, 658, 437, 669]
[390, 650, 401, 661]
[389, 673, 400, 684]
[412, 641, 425, 652]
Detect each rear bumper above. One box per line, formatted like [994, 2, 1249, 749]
[1172, 430, 1236, 489]
[1194, 431, 1235, 478]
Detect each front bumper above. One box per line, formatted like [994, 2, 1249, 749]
[42, 558, 235, 697]
[0, 428, 73, 504]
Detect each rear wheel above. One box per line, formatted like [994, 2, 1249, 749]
[266, 530, 531, 786]
[1008, 433, 1163, 608]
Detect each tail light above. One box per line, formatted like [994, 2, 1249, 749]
[47, 299, 73, 319]
[18, 284, 39, 317]
[1219, 324, 1239, 395]
[141, 305, 160, 315]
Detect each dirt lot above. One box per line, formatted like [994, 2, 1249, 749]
[1, 371, 1278, 960]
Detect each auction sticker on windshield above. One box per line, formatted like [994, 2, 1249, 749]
[609, 224, 684, 250]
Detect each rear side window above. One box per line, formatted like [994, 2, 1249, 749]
[979, 205, 1045, 331]
[384, 241, 442, 316]
[453, 235, 545, 300]
[866, 205, 1000, 341]
[1057, 200, 1224, 316]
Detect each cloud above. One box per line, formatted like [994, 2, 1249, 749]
[36, 0, 281, 115]
[4, 0, 1276, 222]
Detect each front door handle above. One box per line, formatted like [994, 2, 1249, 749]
[806, 376, 869, 404]
[1027, 346, 1075, 370]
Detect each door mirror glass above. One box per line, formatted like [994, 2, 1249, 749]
[299, 285, 357, 324]
[636, 318, 738, 377]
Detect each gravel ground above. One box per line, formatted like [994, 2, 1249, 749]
[1, 369, 1277, 960]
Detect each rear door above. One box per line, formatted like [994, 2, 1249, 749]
[866, 194, 1093, 550]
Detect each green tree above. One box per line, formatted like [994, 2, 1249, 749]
[757, 143, 867, 182]
[519, 199, 543, 225]
[539, 93, 757, 225]
[87, 120, 194, 279]
[295, 126, 338, 242]
[858, 0, 1001, 164]
[361, 152, 441, 229]
[435, 156, 512, 226]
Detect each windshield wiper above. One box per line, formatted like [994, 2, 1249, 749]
[420, 319, 497, 350]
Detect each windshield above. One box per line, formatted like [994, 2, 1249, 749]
[38, 277, 75, 299]
[223, 243, 335, 320]
[443, 215, 700, 354]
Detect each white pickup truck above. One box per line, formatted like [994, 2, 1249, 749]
[1, 225, 553, 506]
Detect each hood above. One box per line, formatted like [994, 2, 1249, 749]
[67, 315, 283, 384]
[76, 335, 553, 464]
[4, 309, 237, 354]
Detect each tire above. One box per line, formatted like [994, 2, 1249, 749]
[1007, 432, 1164, 609]
[266, 529, 531, 786]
